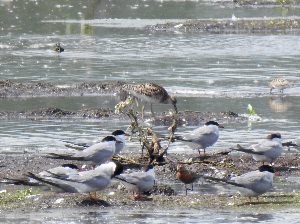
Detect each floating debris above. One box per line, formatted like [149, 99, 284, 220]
[53, 43, 64, 53]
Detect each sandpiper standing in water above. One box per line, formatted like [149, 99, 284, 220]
[121, 82, 177, 114]
[269, 78, 290, 94]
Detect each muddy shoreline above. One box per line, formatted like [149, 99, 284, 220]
[146, 18, 300, 34]
[1, 151, 300, 211]
[0, 106, 247, 126]
[0, 80, 125, 98]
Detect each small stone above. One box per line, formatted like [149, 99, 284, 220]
[53, 198, 64, 204]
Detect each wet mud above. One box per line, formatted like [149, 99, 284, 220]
[1, 151, 300, 211]
[211, 0, 300, 7]
[0, 80, 125, 98]
[146, 18, 300, 34]
[0, 106, 247, 126]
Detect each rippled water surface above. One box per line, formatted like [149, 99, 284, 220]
[0, 0, 300, 223]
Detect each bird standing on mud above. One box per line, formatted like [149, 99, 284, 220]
[174, 121, 224, 156]
[64, 129, 129, 155]
[203, 165, 275, 201]
[115, 164, 155, 200]
[1, 164, 80, 186]
[176, 164, 200, 195]
[232, 133, 283, 164]
[121, 82, 177, 114]
[47, 136, 120, 165]
[26, 162, 123, 200]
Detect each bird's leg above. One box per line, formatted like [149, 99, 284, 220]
[197, 149, 201, 156]
[135, 98, 139, 107]
[133, 193, 145, 201]
[248, 196, 252, 203]
[89, 192, 98, 201]
[141, 143, 145, 157]
[191, 183, 194, 191]
[141, 105, 145, 120]
[185, 185, 188, 196]
[150, 103, 154, 117]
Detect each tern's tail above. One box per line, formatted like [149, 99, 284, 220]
[45, 153, 83, 161]
[230, 144, 265, 155]
[0, 177, 42, 186]
[201, 175, 244, 188]
[63, 141, 89, 150]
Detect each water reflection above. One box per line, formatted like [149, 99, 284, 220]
[268, 96, 291, 113]
[0, 208, 286, 223]
[235, 213, 273, 223]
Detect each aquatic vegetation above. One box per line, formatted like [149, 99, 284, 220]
[247, 104, 257, 116]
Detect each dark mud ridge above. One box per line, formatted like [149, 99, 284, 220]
[0, 80, 125, 98]
[146, 18, 300, 34]
[1, 152, 300, 211]
[0, 107, 247, 125]
[213, 0, 300, 7]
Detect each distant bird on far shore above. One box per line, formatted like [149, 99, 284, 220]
[269, 78, 290, 94]
[174, 121, 224, 156]
[121, 82, 177, 114]
[53, 43, 64, 53]
[176, 164, 200, 195]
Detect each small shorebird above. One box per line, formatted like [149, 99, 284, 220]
[64, 129, 129, 155]
[269, 78, 290, 94]
[174, 121, 224, 155]
[176, 164, 200, 195]
[115, 164, 155, 200]
[203, 165, 274, 201]
[47, 136, 119, 165]
[121, 82, 177, 114]
[232, 133, 283, 164]
[53, 43, 64, 53]
[26, 162, 123, 200]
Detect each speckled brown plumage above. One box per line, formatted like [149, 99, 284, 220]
[122, 82, 177, 112]
[269, 78, 290, 93]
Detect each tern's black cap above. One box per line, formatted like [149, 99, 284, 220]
[101, 136, 117, 142]
[112, 130, 126, 136]
[61, 164, 79, 170]
[267, 133, 281, 140]
[259, 165, 275, 173]
[205, 121, 223, 128]
[113, 162, 124, 177]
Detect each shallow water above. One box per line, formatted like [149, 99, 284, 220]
[0, 0, 300, 223]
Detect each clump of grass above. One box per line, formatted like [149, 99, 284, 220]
[0, 188, 36, 208]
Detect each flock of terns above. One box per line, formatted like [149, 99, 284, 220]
[1, 65, 298, 202]
[0, 6, 298, 224]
